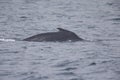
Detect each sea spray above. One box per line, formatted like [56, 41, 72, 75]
[0, 38, 15, 42]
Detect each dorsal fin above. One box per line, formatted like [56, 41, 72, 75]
[57, 28, 69, 32]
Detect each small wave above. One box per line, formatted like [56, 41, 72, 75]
[0, 39, 15, 42]
[94, 38, 120, 42]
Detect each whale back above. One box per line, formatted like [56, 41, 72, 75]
[23, 28, 83, 42]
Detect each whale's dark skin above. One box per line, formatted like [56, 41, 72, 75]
[23, 28, 84, 42]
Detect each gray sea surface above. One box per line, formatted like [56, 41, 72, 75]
[0, 0, 120, 80]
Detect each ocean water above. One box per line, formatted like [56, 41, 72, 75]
[0, 0, 120, 80]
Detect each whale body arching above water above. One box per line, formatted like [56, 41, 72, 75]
[23, 28, 84, 42]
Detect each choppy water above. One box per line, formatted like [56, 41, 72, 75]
[0, 0, 120, 80]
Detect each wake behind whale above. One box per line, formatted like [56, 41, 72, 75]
[0, 38, 15, 42]
[23, 28, 84, 42]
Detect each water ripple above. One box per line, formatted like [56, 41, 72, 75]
[56, 71, 76, 76]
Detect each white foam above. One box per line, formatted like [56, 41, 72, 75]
[0, 39, 15, 42]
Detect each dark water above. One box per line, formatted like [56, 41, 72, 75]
[0, 0, 120, 80]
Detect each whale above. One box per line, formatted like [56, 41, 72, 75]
[23, 28, 84, 42]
